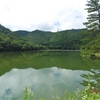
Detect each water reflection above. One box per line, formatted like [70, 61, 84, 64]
[0, 67, 88, 100]
[0, 51, 100, 76]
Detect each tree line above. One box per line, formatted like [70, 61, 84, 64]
[0, 24, 45, 51]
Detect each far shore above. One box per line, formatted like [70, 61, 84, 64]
[40, 49, 83, 51]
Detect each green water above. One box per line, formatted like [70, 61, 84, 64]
[0, 51, 100, 100]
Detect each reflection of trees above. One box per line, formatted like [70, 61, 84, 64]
[80, 69, 100, 89]
[0, 51, 48, 76]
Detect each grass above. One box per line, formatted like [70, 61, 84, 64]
[23, 86, 34, 100]
[23, 74, 100, 100]
[23, 85, 100, 100]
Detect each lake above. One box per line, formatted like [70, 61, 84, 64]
[0, 51, 100, 100]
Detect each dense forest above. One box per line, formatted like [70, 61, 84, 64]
[0, 23, 100, 55]
[81, 31, 100, 54]
[0, 24, 45, 51]
[15, 29, 86, 50]
[0, 24, 86, 51]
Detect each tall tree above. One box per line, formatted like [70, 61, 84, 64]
[83, 0, 100, 31]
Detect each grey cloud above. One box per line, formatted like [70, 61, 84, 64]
[37, 21, 61, 32]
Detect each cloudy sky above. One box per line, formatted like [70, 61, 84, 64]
[0, 0, 87, 32]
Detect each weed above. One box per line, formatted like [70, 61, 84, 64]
[23, 74, 100, 100]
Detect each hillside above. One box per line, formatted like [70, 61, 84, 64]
[0, 24, 11, 34]
[81, 30, 100, 57]
[0, 24, 100, 58]
[0, 25, 45, 51]
[14, 30, 30, 36]
[1, 24, 96, 51]
[15, 29, 85, 50]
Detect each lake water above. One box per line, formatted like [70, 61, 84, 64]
[0, 51, 100, 100]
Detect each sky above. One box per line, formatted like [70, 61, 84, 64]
[0, 0, 88, 32]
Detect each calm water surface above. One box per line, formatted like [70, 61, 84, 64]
[0, 51, 100, 100]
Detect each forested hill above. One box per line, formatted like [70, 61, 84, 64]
[15, 29, 85, 50]
[0, 25, 45, 51]
[0, 24, 11, 34]
[14, 30, 30, 36]
[0, 24, 87, 51]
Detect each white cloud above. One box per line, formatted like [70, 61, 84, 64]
[0, 0, 87, 32]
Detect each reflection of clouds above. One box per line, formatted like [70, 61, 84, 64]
[0, 67, 88, 99]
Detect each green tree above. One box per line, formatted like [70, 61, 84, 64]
[83, 0, 100, 31]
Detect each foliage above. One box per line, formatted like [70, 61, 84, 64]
[2, 24, 100, 53]
[0, 24, 11, 34]
[0, 24, 88, 51]
[83, 0, 100, 31]
[23, 73, 100, 100]
[16, 29, 85, 50]
[23, 86, 45, 100]
[23, 84, 100, 100]
[81, 0, 100, 57]
[0, 25, 45, 51]
[24, 86, 34, 100]
[15, 30, 29, 36]
[81, 31, 100, 55]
